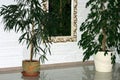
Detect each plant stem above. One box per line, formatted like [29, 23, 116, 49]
[101, 2, 107, 51]
[30, 22, 35, 61]
[30, 43, 33, 62]
[102, 28, 107, 51]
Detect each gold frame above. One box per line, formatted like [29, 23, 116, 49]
[42, 0, 77, 42]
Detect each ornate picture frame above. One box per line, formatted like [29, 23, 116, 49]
[42, 0, 77, 42]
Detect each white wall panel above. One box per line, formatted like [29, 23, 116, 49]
[0, 0, 88, 68]
[0, 0, 104, 68]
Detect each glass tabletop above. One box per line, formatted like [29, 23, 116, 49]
[0, 64, 120, 80]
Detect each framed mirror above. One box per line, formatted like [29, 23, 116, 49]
[42, 0, 77, 42]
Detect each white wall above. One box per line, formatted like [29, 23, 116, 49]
[0, 0, 89, 68]
[1, 0, 119, 68]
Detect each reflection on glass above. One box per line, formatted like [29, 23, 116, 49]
[22, 72, 48, 80]
[40, 72, 49, 80]
[94, 72, 112, 80]
[22, 76, 39, 80]
[112, 64, 120, 80]
[82, 66, 94, 80]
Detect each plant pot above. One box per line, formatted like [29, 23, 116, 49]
[22, 60, 40, 77]
[94, 51, 113, 72]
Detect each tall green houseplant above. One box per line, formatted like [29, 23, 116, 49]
[78, 0, 120, 71]
[0, 0, 51, 76]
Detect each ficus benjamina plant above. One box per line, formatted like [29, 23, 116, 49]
[78, 0, 120, 64]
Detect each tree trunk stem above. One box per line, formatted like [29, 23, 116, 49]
[102, 28, 107, 51]
[30, 22, 35, 61]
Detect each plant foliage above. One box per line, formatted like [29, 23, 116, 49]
[0, 0, 51, 63]
[78, 0, 120, 63]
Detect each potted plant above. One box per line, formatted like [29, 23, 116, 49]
[0, 0, 51, 76]
[78, 0, 120, 72]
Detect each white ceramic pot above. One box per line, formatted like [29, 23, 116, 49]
[94, 51, 113, 72]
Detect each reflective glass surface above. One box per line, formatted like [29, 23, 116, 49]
[0, 64, 120, 80]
